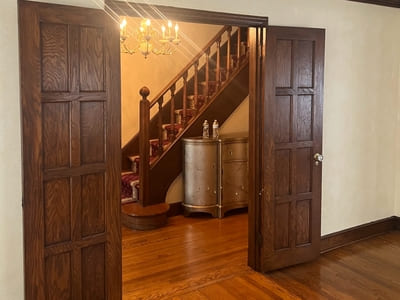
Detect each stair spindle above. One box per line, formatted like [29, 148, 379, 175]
[236, 27, 241, 67]
[205, 49, 210, 101]
[194, 61, 199, 112]
[182, 72, 188, 126]
[216, 38, 221, 87]
[169, 84, 176, 141]
[157, 96, 164, 155]
[226, 26, 232, 78]
[139, 86, 150, 206]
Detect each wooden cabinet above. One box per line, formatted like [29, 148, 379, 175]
[183, 135, 248, 218]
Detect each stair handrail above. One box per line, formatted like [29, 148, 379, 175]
[149, 25, 230, 107]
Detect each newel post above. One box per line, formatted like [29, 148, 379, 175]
[139, 86, 150, 206]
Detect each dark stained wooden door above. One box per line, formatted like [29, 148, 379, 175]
[250, 26, 325, 272]
[19, 1, 121, 299]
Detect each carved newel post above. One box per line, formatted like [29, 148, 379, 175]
[139, 86, 150, 206]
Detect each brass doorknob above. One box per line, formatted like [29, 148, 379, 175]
[314, 153, 323, 166]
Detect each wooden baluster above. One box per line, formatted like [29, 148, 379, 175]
[226, 26, 232, 79]
[169, 84, 176, 141]
[236, 27, 241, 67]
[216, 38, 221, 88]
[246, 27, 250, 57]
[157, 96, 164, 155]
[194, 61, 199, 112]
[139, 86, 150, 207]
[205, 49, 210, 101]
[182, 72, 188, 127]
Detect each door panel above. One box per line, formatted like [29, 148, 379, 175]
[256, 26, 325, 272]
[19, 1, 121, 299]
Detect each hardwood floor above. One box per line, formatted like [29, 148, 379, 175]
[122, 212, 400, 299]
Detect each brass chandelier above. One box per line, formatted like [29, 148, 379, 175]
[120, 18, 181, 58]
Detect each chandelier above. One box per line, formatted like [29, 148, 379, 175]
[120, 18, 181, 58]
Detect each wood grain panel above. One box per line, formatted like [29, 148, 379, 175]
[45, 252, 72, 300]
[295, 148, 312, 193]
[81, 173, 105, 237]
[43, 103, 70, 169]
[44, 178, 71, 245]
[274, 203, 290, 250]
[20, 2, 122, 298]
[80, 27, 104, 92]
[40, 23, 69, 92]
[297, 40, 314, 88]
[274, 96, 292, 144]
[80, 102, 104, 164]
[296, 95, 313, 142]
[276, 40, 292, 88]
[82, 243, 105, 300]
[296, 199, 311, 245]
[259, 26, 324, 271]
[275, 150, 291, 197]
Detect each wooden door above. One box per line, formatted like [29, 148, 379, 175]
[249, 26, 325, 272]
[19, 1, 121, 299]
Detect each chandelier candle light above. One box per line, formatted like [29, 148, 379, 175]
[120, 17, 181, 58]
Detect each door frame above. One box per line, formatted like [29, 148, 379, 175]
[105, 0, 268, 270]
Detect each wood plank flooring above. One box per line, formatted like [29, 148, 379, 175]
[122, 213, 400, 299]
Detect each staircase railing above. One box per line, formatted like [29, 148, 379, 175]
[138, 25, 248, 206]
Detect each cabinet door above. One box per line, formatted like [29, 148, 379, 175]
[222, 141, 248, 161]
[184, 142, 218, 207]
[222, 161, 248, 206]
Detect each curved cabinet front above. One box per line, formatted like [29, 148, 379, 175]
[183, 138, 219, 217]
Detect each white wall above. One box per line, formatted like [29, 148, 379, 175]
[0, 1, 23, 299]
[2, 0, 400, 298]
[121, 19, 222, 146]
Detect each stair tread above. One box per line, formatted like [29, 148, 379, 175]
[121, 172, 139, 200]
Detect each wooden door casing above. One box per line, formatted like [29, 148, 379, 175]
[259, 26, 325, 271]
[19, 1, 121, 299]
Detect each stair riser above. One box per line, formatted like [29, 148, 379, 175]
[187, 96, 206, 110]
[199, 81, 218, 97]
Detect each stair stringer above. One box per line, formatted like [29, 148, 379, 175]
[147, 61, 249, 205]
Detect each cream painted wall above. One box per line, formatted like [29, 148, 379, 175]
[2, 0, 400, 298]
[0, 1, 23, 299]
[121, 19, 222, 146]
[396, 16, 400, 217]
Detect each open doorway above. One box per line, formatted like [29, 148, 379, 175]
[116, 11, 259, 298]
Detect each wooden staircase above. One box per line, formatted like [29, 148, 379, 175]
[121, 26, 249, 230]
